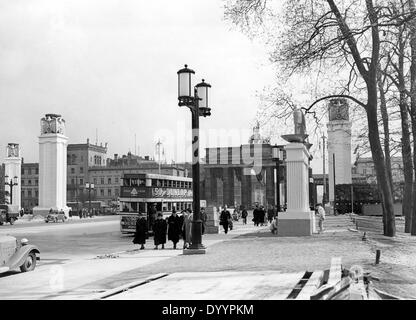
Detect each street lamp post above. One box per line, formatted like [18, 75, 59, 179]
[177, 64, 211, 254]
[271, 146, 283, 215]
[4, 175, 18, 204]
[85, 182, 94, 215]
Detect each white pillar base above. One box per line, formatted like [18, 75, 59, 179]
[277, 211, 315, 236]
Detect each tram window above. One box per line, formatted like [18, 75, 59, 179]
[131, 178, 138, 186]
[138, 179, 145, 186]
[172, 181, 177, 188]
[167, 180, 172, 187]
[168, 202, 172, 211]
[157, 180, 162, 187]
[152, 179, 157, 187]
[123, 179, 129, 186]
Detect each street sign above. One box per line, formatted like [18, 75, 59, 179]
[200, 200, 206, 208]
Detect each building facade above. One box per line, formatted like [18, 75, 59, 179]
[203, 125, 286, 209]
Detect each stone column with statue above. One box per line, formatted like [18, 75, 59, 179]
[279, 107, 316, 236]
[33, 114, 70, 217]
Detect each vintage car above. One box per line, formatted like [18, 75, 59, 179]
[45, 211, 67, 223]
[0, 204, 19, 225]
[0, 236, 40, 274]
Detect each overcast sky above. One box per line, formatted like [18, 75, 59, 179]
[0, 0, 280, 162]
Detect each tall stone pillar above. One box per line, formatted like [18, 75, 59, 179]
[33, 114, 70, 217]
[278, 143, 315, 236]
[327, 98, 352, 212]
[4, 143, 22, 212]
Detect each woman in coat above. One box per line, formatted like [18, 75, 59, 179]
[167, 209, 182, 249]
[153, 213, 167, 249]
[182, 210, 192, 249]
[133, 213, 147, 250]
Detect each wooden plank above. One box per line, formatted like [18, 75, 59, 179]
[296, 271, 324, 300]
[327, 257, 342, 286]
[349, 280, 368, 300]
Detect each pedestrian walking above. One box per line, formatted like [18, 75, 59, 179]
[269, 217, 278, 234]
[133, 213, 148, 249]
[252, 205, 259, 226]
[167, 208, 182, 249]
[153, 213, 167, 249]
[78, 209, 82, 219]
[267, 205, 274, 224]
[200, 207, 207, 235]
[182, 209, 192, 249]
[259, 205, 266, 226]
[219, 205, 232, 234]
[241, 207, 248, 224]
[316, 203, 326, 233]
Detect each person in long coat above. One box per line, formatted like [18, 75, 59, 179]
[182, 210, 193, 249]
[219, 206, 232, 234]
[153, 213, 167, 249]
[133, 213, 147, 250]
[167, 209, 181, 249]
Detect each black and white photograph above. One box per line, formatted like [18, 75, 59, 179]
[0, 0, 416, 310]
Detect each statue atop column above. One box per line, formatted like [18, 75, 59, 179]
[282, 107, 309, 144]
[40, 114, 66, 135]
[6, 143, 20, 158]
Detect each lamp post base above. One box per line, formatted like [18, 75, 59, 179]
[183, 247, 206, 255]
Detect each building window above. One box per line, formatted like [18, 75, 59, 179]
[80, 178, 84, 185]
[71, 168, 75, 174]
[28, 190, 32, 197]
[108, 189, 112, 196]
[21, 168, 25, 175]
[28, 180, 32, 185]
[108, 178, 111, 184]
[35, 180, 38, 185]
[363, 169, 367, 175]
[21, 180, 25, 185]
[21, 190, 25, 197]
[101, 178, 104, 185]
[35, 168, 38, 175]
[93, 178, 97, 185]
[71, 179, 75, 185]
[115, 177, 119, 184]
[35, 190, 38, 197]
[80, 167, 84, 174]
[115, 189, 119, 197]
[100, 189, 104, 196]
[81, 156, 84, 162]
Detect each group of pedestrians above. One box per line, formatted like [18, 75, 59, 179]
[132, 207, 207, 250]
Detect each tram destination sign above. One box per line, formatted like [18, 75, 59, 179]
[152, 187, 193, 198]
[120, 186, 193, 198]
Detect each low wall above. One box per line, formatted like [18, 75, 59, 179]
[362, 203, 402, 216]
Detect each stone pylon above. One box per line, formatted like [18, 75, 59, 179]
[277, 143, 315, 236]
[327, 98, 352, 212]
[33, 114, 70, 217]
[4, 143, 22, 212]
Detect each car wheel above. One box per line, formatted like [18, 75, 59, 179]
[9, 218, 14, 225]
[20, 252, 36, 272]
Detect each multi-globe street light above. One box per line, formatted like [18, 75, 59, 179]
[4, 175, 18, 204]
[177, 64, 211, 254]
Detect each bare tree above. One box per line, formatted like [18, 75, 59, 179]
[224, 0, 416, 236]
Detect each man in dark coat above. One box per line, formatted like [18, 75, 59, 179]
[219, 205, 232, 234]
[167, 209, 181, 249]
[241, 207, 248, 225]
[133, 213, 147, 250]
[267, 205, 274, 224]
[252, 205, 259, 226]
[153, 213, 167, 249]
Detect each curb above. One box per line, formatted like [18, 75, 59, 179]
[92, 273, 168, 299]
